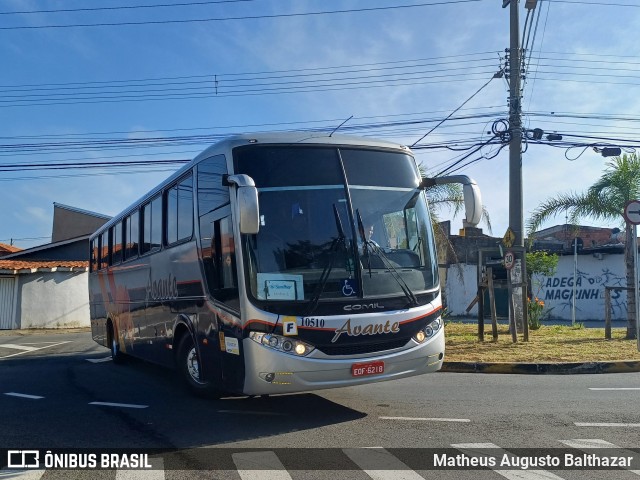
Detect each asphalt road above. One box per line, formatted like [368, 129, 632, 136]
[1, 331, 640, 480]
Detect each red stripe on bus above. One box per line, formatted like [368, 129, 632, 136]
[243, 304, 443, 332]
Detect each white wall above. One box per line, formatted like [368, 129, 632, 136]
[444, 264, 479, 316]
[532, 253, 626, 322]
[444, 253, 628, 322]
[17, 271, 89, 328]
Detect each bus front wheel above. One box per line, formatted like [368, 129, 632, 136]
[177, 333, 217, 397]
[107, 323, 125, 364]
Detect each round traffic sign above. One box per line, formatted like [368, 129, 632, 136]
[504, 250, 515, 270]
[624, 200, 640, 225]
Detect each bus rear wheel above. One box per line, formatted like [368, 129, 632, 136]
[177, 333, 219, 397]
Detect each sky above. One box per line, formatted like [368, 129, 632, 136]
[2, 0, 640, 249]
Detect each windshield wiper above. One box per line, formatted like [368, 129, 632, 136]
[368, 242, 419, 308]
[304, 204, 347, 315]
[355, 209, 418, 308]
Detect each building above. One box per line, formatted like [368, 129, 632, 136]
[529, 224, 621, 252]
[0, 243, 22, 257]
[0, 203, 110, 329]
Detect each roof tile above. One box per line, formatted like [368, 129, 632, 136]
[0, 259, 88, 273]
[0, 243, 23, 255]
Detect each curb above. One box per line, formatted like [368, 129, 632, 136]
[441, 361, 640, 374]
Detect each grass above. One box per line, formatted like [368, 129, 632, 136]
[444, 321, 640, 363]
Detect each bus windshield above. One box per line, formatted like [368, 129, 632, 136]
[234, 145, 438, 311]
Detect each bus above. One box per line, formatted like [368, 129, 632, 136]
[89, 132, 481, 396]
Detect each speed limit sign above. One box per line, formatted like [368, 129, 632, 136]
[504, 250, 515, 270]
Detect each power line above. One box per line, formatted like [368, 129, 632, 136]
[0, 0, 256, 15]
[410, 71, 502, 147]
[0, 74, 497, 107]
[550, 0, 640, 6]
[0, 1, 482, 30]
[0, 52, 498, 90]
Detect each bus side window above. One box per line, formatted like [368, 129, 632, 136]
[124, 210, 139, 261]
[141, 195, 162, 254]
[111, 221, 123, 265]
[166, 173, 193, 246]
[99, 231, 109, 269]
[90, 239, 98, 272]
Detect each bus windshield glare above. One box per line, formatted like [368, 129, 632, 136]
[234, 145, 439, 311]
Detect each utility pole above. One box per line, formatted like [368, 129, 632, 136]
[508, 0, 523, 249]
[505, 0, 527, 333]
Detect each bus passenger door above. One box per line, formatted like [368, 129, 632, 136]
[199, 209, 244, 392]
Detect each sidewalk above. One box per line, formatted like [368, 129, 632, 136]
[441, 360, 640, 374]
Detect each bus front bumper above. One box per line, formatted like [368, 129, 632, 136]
[241, 330, 444, 396]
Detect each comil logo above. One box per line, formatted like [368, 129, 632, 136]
[7, 450, 40, 468]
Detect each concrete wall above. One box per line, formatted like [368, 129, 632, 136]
[16, 271, 89, 328]
[532, 253, 626, 322]
[444, 264, 479, 316]
[445, 252, 628, 322]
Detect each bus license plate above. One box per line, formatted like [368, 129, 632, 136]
[351, 361, 384, 377]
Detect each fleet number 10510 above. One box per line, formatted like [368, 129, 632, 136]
[301, 318, 325, 328]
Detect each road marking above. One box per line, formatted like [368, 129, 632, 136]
[233, 451, 293, 480]
[560, 438, 616, 448]
[559, 439, 640, 476]
[589, 387, 640, 391]
[4, 392, 44, 400]
[575, 422, 640, 427]
[0, 344, 39, 351]
[343, 447, 425, 480]
[86, 357, 112, 363]
[452, 443, 566, 480]
[89, 402, 148, 409]
[115, 457, 164, 480]
[0, 341, 72, 359]
[379, 416, 470, 422]
[0, 470, 46, 480]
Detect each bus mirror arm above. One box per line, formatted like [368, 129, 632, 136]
[225, 174, 260, 234]
[421, 175, 482, 228]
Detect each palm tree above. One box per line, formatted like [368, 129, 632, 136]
[527, 153, 640, 339]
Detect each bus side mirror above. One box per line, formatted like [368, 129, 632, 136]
[225, 174, 260, 234]
[421, 175, 482, 227]
[461, 180, 482, 227]
[237, 185, 260, 234]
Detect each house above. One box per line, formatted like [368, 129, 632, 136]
[0, 243, 22, 257]
[0, 203, 110, 329]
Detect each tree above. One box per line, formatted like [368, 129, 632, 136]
[526, 250, 559, 299]
[527, 153, 640, 339]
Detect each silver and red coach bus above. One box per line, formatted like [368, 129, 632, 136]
[89, 133, 481, 396]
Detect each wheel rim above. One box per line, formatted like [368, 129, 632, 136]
[186, 347, 203, 384]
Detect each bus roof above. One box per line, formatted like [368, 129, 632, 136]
[193, 132, 410, 161]
[91, 132, 412, 238]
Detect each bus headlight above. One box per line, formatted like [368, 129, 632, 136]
[412, 316, 443, 344]
[249, 332, 315, 357]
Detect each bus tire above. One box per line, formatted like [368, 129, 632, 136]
[177, 333, 219, 397]
[108, 323, 125, 364]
